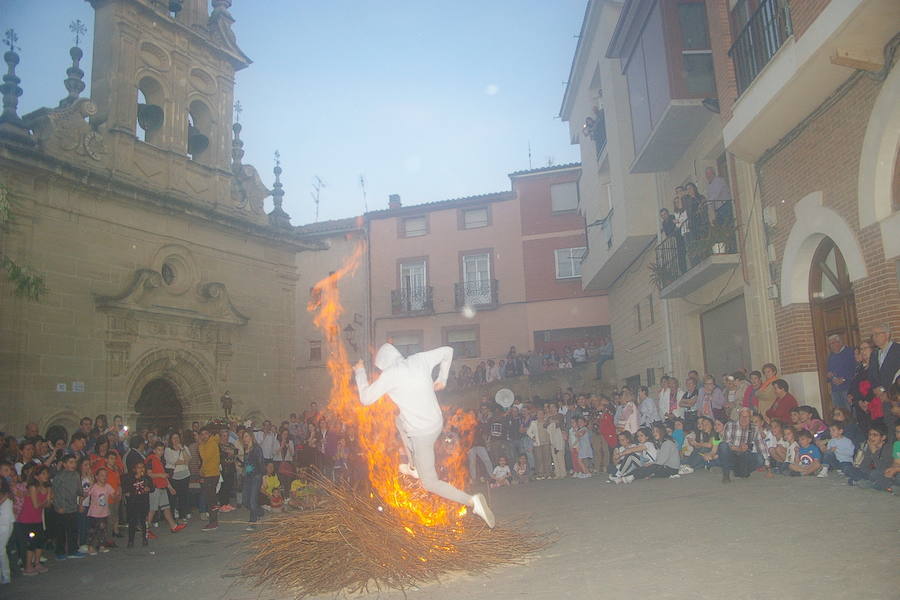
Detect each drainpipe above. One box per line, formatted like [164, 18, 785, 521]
[655, 172, 675, 375]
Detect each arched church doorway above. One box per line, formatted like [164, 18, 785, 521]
[135, 379, 183, 434]
[809, 237, 859, 416]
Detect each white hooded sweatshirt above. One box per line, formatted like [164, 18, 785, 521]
[354, 343, 453, 436]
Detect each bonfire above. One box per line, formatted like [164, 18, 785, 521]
[240, 242, 548, 598]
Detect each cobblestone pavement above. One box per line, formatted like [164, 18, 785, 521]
[4, 470, 898, 600]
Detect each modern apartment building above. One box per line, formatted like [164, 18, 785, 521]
[563, 0, 899, 413]
[365, 164, 609, 368]
[562, 0, 775, 391]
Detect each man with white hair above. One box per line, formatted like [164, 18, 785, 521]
[825, 333, 855, 411]
[869, 323, 900, 390]
[354, 343, 496, 528]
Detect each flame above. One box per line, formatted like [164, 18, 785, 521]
[307, 242, 477, 526]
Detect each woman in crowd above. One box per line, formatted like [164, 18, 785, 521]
[18, 465, 51, 576]
[849, 340, 875, 404]
[680, 376, 700, 432]
[744, 370, 762, 411]
[681, 416, 717, 473]
[632, 423, 681, 480]
[683, 182, 708, 239]
[697, 375, 725, 421]
[797, 406, 827, 438]
[241, 430, 264, 530]
[756, 364, 779, 417]
[164, 432, 191, 522]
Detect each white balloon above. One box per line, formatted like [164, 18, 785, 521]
[495, 388, 514, 409]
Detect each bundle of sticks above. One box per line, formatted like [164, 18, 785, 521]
[240, 474, 548, 598]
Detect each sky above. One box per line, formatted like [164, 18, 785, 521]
[3, 0, 585, 225]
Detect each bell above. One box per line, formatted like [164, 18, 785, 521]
[137, 103, 164, 132]
[187, 125, 209, 156]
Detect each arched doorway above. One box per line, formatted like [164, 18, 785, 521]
[809, 237, 859, 416]
[135, 378, 183, 434]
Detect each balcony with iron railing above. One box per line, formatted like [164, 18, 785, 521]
[650, 206, 739, 299]
[454, 279, 499, 309]
[729, 0, 793, 95]
[391, 286, 434, 316]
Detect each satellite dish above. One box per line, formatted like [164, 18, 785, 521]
[495, 388, 514, 409]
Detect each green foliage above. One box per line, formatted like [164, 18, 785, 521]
[648, 261, 677, 290]
[0, 183, 47, 301]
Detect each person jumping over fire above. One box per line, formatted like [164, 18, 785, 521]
[354, 343, 496, 528]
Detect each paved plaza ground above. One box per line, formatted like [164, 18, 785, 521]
[4, 470, 898, 600]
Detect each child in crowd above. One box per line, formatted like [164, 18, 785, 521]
[778, 427, 799, 474]
[52, 454, 84, 559]
[145, 441, 182, 535]
[671, 419, 686, 451]
[269, 488, 285, 512]
[122, 461, 152, 547]
[260, 461, 281, 509]
[0, 478, 13, 584]
[18, 465, 51, 575]
[797, 406, 827, 439]
[288, 470, 318, 510]
[788, 430, 822, 476]
[571, 417, 593, 478]
[822, 422, 855, 476]
[884, 424, 900, 484]
[512, 455, 531, 484]
[490, 456, 511, 487]
[77, 457, 94, 552]
[85, 467, 114, 555]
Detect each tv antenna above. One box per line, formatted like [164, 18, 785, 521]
[311, 175, 327, 222]
[359, 174, 368, 213]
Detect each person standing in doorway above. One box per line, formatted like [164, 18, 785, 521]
[826, 334, 855, 411]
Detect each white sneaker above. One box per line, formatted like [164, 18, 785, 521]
[261, 505, 272, 512]
[613, 476, 623, 485]
[78, 545, 89, 553]
[679, 465, 694, 475]
[621, 475, 635, 484]
[669, 474, 680, 479]
[816, 465, 829, 478]
[471, 493, 495, 528]
[399, 463, 419, 479]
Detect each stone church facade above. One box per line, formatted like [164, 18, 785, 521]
[0, 0, 327, 436]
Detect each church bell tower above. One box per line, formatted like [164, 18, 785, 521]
[87, 0, 251, 173]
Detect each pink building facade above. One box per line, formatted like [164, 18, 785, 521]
[366, 164, 609, 368]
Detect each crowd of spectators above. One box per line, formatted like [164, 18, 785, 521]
[0, 404, 372, 582]
[446, 338, 613, 390]
[0, 324, 895, 586]
[466, 324, 900, 492]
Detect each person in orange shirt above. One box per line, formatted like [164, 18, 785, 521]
[198, 427, 221, 532]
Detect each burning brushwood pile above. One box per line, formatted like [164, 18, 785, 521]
[240, 243, 549, 597]
[240, 473, 548, 598]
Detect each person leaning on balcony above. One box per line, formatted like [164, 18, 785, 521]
[765, 379, 798, 424]
[755, 363, 780, 417]
[659, 208, 678, 238]
[705, 167, 733, 226]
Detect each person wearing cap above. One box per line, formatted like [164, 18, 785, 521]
[354, 343, 495, 528]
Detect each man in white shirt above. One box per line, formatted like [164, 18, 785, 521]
[354, 343, 495, 528]
[254, 420, 278, 461]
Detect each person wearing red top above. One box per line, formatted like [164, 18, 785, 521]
[765, 379, 798, 424]
[144, 442, 184, 536]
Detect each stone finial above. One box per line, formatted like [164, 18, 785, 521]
[0, 29, 34, 144]
[59, 46, 86, 108]
[231, 121, 244, 168]
[268, 149, 292, 228]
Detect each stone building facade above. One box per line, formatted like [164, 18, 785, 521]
[0, 0, 327, 436]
